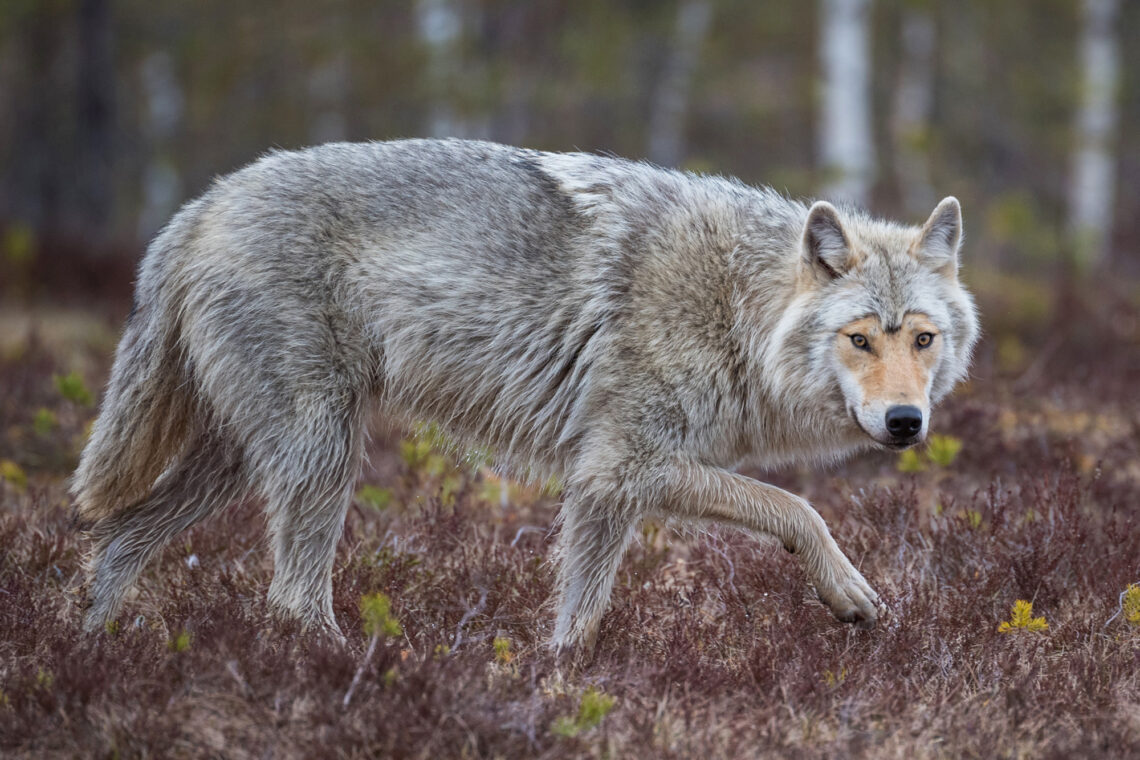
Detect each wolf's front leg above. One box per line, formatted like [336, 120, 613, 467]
[549, 489, 641, 652]
[662, 459, 879, 628]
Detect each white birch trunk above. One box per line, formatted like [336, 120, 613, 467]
[647, 0, 713, 168]
[1068, 0, 1120, 270]
[309, 53, 349, 144]
[417, 0, 469, 139]
[890, 4, 936, 215]
[819, 0, 875, 207]
[137, 52, 184, 240]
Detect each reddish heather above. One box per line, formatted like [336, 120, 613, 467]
[1, 291, 1138, 759]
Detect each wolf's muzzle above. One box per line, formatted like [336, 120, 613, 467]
[885, 405, 923, 440]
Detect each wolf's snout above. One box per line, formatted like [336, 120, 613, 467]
[885, 405, 923, 438]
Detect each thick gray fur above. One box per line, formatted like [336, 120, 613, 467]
[72, 139, 978, 647]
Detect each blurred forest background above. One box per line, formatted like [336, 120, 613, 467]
[1, 0, 1138, 311]
[4, 4, 1140, 756]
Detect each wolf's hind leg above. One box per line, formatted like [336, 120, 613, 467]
[258, 395, 365, 639]
[84, 431, 246, 632]
[550, 493, 641, 651]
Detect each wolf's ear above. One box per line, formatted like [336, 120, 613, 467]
[802, 201, 854, 283]
[917, 196, 963, 278]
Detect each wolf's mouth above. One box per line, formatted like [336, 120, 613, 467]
[848, 406, 921, 449]
[877, 436, 922, 451]
[847, 407, 877, 441]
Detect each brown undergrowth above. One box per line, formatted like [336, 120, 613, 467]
[1, 291, 1139, 759]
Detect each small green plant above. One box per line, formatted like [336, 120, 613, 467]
[54, 371, 93, 406]
[399, 437, 448, 476]
[344, 593, 404, 707]
[926, 434, 963, 467]
[168, 630, 192, 652]
[360, 592, 402, 638]
[1122, 584, 1140, 626]
[552, 686, 617, 738]
[541, 475, 563, 497]
[0, 460, 27, 490]
[441, 474, 464, 507]
[493, 636, 514, 665]
[412, 420, 454, 452]
[356, 484, 393, 511]
[466, 444, 495, 469]
[32, 407, 57, 435]
[962, 508, 983, 530]
[998, 600, 1048, 633]
[399, 422, 455, 475]
[897, 433, 963, 472]
[897, 449, 926, 473]
[823, 666, 847, 688]
[3, 223, 35, 265]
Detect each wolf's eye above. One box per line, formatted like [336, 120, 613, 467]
[850, 334, 869, 350]
[916, 332, 934, 348]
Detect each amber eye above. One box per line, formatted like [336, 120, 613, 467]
[850, 334, 869, 350]
[916, 332, 934, 348]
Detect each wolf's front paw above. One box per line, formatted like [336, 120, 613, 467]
[814, 557, 880, 630]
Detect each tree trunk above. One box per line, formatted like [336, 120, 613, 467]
[137, 52, 184, 240]
[890, 2, 936, 216]
[417, 0, 470, 139]
[76, 0, 116, 240]
[818, 0, 875, 207]
[1068, 0, 1120, 271]
[309, 52, 350, 144]
[647, 0, 713, 168]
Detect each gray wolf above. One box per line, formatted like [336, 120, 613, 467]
[72, 139, 978, 649]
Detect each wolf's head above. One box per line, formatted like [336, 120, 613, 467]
[755, 196, 979, 453]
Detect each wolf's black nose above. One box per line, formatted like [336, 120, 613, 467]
[885, 405, 923, 437]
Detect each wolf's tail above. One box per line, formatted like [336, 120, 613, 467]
[72, 230, 198, 524]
